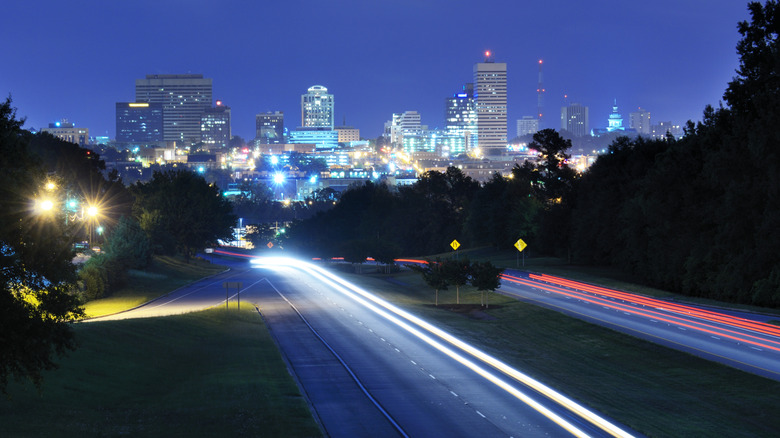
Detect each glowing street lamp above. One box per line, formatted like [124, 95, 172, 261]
[37, 199, 54, 212]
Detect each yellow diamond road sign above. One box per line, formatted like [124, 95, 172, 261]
[514, 239, 527, 252]
[450, 239, 460, 250]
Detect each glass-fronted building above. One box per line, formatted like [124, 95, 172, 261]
[201, 102, 231, 148]
[115, 102, 164, 143]
[256, 111, 285, 144]
[135, 74, 213, 145]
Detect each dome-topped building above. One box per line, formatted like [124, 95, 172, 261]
[592, 99, 636, 137]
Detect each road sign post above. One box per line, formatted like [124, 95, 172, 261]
[223, 282, 243, 311]
[514, 239, 527, 268]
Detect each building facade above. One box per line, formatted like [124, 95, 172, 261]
[201, 101, 231, 148]
[289, 127, 339, 149]
[41, 120, 90, 146]
[516, 116, 539, 137]
[445, 83, 477, 154]
[301, 85, 334, 129]
[389, 111, 423, 148]
[116, 102, 164, 143]
[561, 103, 589, 137]
[629, 109, 651, 135]
[473, 53, 507, 154]
[335, 126, 360, 143]
[135, 74, 213, 145]
[256, 111, 285, 144]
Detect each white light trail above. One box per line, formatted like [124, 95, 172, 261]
[252, 256, 635, 438]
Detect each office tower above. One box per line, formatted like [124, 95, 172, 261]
[135, 74, 213, 145]
[473, 52, 507, 154]
[389, 111, 423, 148]
[516, 116, 539, 137]
[445, 83, 477, 154]
[42, 119, 90, 146]
[561, 103, 589, 137]
[201, 101, 231, 148]
[301, 85, 334, 128]
[629, 108, 651, 135]
[116, 102, 164, 143]
[256, 111, 285, 144]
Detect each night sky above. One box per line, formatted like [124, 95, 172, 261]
[2, 0, 751, 141]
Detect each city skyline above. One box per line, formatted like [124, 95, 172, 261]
[2, 1, 750, 141]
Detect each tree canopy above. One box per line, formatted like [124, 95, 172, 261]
[0, 97, 83, 393]
[131, 169, 236, 259]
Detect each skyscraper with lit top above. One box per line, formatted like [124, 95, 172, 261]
[473, 51, 507, 155]
[301, 85, 334, 129]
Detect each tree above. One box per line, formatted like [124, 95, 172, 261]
[527, 128, 577, 204]
[469, 261, 504, 308]
[131, 169, 236, 260]
[369, 240, 401, 274]
[0, 96, 83, 393]
[102, 215, 151, 270]
[409, 259, 448, 306]
[442, 258, 470, 304]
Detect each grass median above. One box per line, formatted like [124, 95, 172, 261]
[336, 265, 780, 438]
[1, 306, 322, 438]
[82, 256, 226, 318]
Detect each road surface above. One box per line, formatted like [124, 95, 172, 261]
[89, 255, 637, 437]
[499, 270, 780, 381]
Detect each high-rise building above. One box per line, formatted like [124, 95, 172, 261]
[473, 52, 507, 154]
[116, 102, 164, 143]
[389, 111, 423, 148]
[561, 103, 589, 137]
[445, 83, 477, 154]
[201, 101, 231, 148]
[256, 111, 285, 144]
[301, 85, 334, 129]
[135, 74, 213, 145]
[41, 119, 90, 146]
[629, 108, 651, 135]
[516, 116, 539, 137]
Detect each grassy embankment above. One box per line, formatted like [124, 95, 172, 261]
[82, 255, 226, 318]
[1, 306, 321, 437]
[2, 255, 321, 438]
[334, 260, 780, 438]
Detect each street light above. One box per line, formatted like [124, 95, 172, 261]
[86, 205, 100, 248]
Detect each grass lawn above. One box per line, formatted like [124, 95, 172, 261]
[82, 256, 226, 318]
[336, 264, 780, 438]
[1, 306, 322, 438]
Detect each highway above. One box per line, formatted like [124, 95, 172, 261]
[89, 255, 638, 437]
[498, 270, 780, 382]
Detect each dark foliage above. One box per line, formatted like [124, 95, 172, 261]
[568, 1, 780, 306]
[131, 169, 236, 260]
[0, 97, 83, 394]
